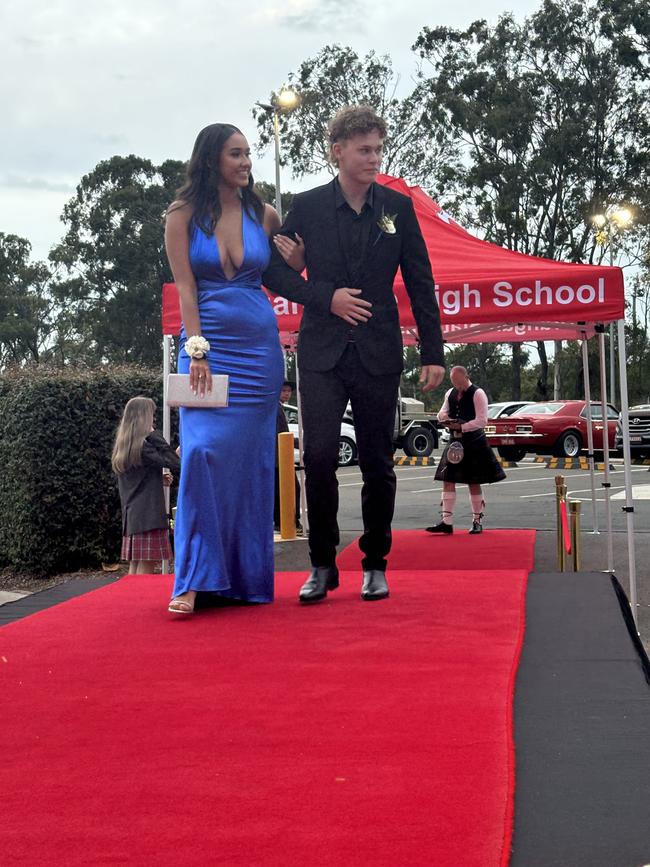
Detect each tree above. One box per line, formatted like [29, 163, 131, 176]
[601, 0, 650, 73]
[254, 181, 295, 217]
[253, 45, 454, 186]
[49, 155, 185, 366]
[625, 270, 650, 403]
[412, 0, 650, 397]
[401, 342, 514, 410]
[0, 233, 53, 368]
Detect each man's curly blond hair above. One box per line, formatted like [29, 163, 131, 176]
[328, 105, 387, 165]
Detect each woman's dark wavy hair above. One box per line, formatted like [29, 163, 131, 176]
[170, 123, 265, 234]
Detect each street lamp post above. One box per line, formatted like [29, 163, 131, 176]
[272, 110, 282, 220]
[256, 88, 300, 222]
[592, 207, 633, 407]
[255, 87, 305, 530]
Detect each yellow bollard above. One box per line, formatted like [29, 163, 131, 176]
[277, 431, 296, 540]
[555, 475, 567, 571]
[570, 500, 582, 572]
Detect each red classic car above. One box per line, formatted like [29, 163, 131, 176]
[485, 400, 619, 461]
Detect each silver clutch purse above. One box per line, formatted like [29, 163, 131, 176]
[166, 373, 229, 408]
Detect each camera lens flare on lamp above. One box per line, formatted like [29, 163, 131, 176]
[592, 214, 607, 228]
[612, 207, 633, 227]
[277, 88, 299, 110]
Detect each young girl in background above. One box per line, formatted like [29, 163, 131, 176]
[112, 396, 180, 575]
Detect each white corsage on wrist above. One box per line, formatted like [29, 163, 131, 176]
[184, 335, 210, 360]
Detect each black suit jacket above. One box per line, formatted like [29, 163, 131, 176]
[116, 431, 180, 536]
[262, 179, 445, 374]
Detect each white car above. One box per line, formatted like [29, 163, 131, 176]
[439, 400, 530, 445]
[282, 404, 358, 467]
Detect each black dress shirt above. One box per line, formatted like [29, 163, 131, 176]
[334, 177, 375, 287]
[334, 178, 375, 342]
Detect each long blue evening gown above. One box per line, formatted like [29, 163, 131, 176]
[172, 207, 284, 602]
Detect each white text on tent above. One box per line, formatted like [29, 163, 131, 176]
[435, 278, 606, 315]
[493, 278, 605, 308]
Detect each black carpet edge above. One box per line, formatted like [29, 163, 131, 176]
[0, 576, 121, 626]
[610, 574, 650, 686]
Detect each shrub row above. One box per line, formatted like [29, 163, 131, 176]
[0, 365, 170, 576]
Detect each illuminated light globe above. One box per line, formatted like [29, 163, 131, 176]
[612, 207, 633, 227]
[592, 214, 607, 227]
[277, 89, 299, 110]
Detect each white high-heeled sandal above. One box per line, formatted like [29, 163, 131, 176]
[168, 597, 195, 614]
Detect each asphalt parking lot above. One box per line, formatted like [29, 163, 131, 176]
[282, 452, 650, 647]
[338, 453, 650, 535]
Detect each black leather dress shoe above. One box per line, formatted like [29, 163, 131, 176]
[469, 520, 483, 534]
[361, 570, 389, 601]
[299, 566, 339, 604]
[425, 521, 453, 534]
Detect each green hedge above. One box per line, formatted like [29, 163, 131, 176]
[0, 365, 170, 576]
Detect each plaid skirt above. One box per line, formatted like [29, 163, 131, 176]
[121, 527, 172, 562]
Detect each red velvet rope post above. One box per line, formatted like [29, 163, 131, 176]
[559, 499, 572, 554]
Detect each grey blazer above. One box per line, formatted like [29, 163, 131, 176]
[116, 431, 180, 536]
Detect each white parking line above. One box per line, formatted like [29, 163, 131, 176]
[409, 470, 600, 494]
[519, 468, 648, 498]
[521, 488, 622, 499]
[340, 474, 437, 488]
[612, 485, 650, 500]
[341, 468, 541, 489]
[339, 464, 440, 480]
[339, 461, 633, 491]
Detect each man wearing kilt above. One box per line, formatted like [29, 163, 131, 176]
[426, 366, 506, 535]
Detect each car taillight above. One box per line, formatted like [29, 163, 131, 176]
[485, 425, 496, 434]
[515, 425, 533, 433]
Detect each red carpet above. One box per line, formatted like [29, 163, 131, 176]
[1, 530, 534, 866]
[337, 528, 537, 573]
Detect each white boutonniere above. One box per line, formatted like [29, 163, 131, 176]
[377, 209, 398, 235]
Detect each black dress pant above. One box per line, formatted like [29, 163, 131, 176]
[299, 343, 400, 570]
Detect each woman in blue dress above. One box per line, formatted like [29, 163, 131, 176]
[165, 124, 284, 614]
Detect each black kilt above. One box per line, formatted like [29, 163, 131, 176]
[435, 430, 506, 485]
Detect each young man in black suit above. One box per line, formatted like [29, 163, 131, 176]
[263, 105, 445, 604]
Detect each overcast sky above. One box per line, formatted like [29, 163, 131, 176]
[2, 0, 540, 261]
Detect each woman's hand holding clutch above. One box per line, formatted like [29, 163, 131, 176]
[190, 358, 212, 397]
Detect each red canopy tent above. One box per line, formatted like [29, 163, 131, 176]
[161, 173, 625, 343]
[161, 174, 638, 621]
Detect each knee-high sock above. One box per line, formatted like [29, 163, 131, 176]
[470, 490, 485, 520]
[441, 490, 456, 525]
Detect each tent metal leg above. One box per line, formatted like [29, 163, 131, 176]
[581, 338, 599, 533]
[162, 335, 171, 576]
[597, 331, 614, 573]
[616, 319, 638, 625]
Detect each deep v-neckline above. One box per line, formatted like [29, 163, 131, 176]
[214, 206, 246, 281]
